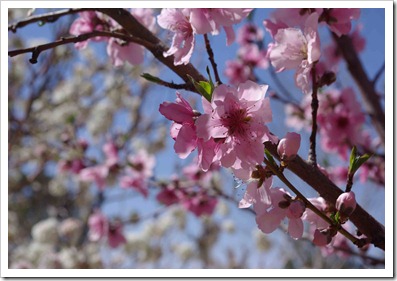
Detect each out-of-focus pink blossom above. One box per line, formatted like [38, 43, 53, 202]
[268, 12, 320, 94]
[107, 221, 127, 248]
[156, 184, 181, 206]
[157, 9, 195, 65]
[88, 210, 108, 242]
[277, 132, 301, 161]
[238, 44, 269, 69]
[224, 60, 251, 85]
[119, 170, 148, 197]
[237, 23, 264, 45]
[336, 191, 357, 217]
[103, 140, 119, 168]
[327, 8, 360, 37]
[196, 81, 275, 179]
[106, 9, 155, 67]
[180, 191, 218, 217]
[313, 228, 332, 246]
[128, 149, 156, 178]
[69, 11, 107, 49]
[79, 165, 109, 191]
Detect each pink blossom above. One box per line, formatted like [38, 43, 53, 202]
[317, 88, 365, 159]
[277, 132, 301, 161]
[157, 9, 195, 65]
[88, 210, 108, 242]
[196, 81, 275, 179]
[159, 93, 217, 171]
[127, 149, 156, 178]
[264, 8, 323, 38]
[79, 165, 109, 191]
[106, 9, 155, 66]
[107, 37, 145, 67]
[156, 184, 181, 206]
[336, 191, 357, 217]
[224, 60, 251, 85]
[69, 11, 107, 49]
[188, 8, 253, 45]
[239, 177, 273, 209]
[237, 23, 264, 45]
[119, 170, 148, 197]
[237, 44, 268, 69]
[180, 191, 218, 217]
[103, 140, 119, 168]
[327, 8, 360, 37]
[302, 197, 329, 229]
[255, 188, 305, 239]
[313, 228, 332, 246]
[107, 221, 127, 248]
[268, 12, 320, 94]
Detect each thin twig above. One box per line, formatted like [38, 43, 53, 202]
[372, 62, 385, 86]
[8, 30, 153, 63]
[308, 64, 319, 166]
[8, 8, 92, 32]
[203, 34, 222, 85]
[262, 157, 366, 248]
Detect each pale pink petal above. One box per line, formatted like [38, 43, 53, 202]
[174, 125, 198, 159]
[288, 218, 304, 239]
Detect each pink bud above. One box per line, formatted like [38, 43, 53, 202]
[277, 132, 301, 161]
[313, 229, 332, 246]
[336, 191, 357, 217]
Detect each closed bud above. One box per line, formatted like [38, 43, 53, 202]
[277, 132, 301, 161]
[336, 191, 357, 217]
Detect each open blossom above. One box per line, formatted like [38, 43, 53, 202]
[127, 149, 156, 178]
[107, 9, 155, 66]
[188, 8, 253, 45]
[255, 188, 306, 239]
[159, 92, 217, 171]
[196, 81, 276, 179]
[239, 177, 273, 209]
[224, 60, 251, 85]
[268, 12, 320, 94]
[237, 23, 264, 45]
[157, 9, 195, 65]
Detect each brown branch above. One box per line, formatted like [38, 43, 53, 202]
[264, 141, 385, 251]
[8, 8, 91, 32]
[332, 33, 385, 146]
[95, 8, 207, 93]
[203, 34, 222, 85]
[8, 30, 151, 64]
[308, 64, 319, 166]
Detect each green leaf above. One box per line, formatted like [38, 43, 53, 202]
[141, 73, 163, 84]
[348, 146, 357, 174]
[187, 75, 212, 102]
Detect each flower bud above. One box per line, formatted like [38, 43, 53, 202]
[336, 191, 357, 217]
[277, 132, 301, 161]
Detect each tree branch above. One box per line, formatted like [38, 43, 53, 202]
[96, 8, 207, 93]
[8, 30, 153, 64]
[332, 33, 385, 146]
[8, 8, 91, 32]
[264, 141, 385, 251]
[203, 34, 222, 85]
[308, 64, 319, 166]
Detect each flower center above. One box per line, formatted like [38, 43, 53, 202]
[221, 105, 251, 138]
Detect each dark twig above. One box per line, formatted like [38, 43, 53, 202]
[8, 30, 152, 63]
[372, 62, 385, 86]
[203, 34, 222, 85]
[8, 8, 91, 32]
[308, 64, 319, 166]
